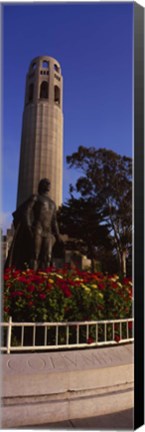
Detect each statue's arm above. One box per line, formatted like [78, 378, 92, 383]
[24, 195, 37, 231]
[51, 205, 60, 241]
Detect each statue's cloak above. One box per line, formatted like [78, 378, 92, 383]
[5, 198, 34, 270]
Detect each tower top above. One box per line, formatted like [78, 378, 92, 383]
[28, 55, 62, 74]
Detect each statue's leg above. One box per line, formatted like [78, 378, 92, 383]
[31, 231, 42, 271]
[42, 236, 52, 269]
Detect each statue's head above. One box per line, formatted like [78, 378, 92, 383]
[38, 178, 51, 194]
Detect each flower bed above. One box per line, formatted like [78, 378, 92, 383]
[3, 266, 133, 346]
[4, 266, 132, 323]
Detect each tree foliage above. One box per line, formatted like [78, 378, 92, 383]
[58, 196, 112, 271]
[59, 146, 132, 273]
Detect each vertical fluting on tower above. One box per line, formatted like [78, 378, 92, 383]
[17, 56, 63, 208]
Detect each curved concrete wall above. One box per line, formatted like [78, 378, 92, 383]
[2, 344, 134, 428]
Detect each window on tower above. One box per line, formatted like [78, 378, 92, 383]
[32, 62, 36, 70]
[54, 85, 60, 105]
[54, 73, 60, 81]
[54, 64, 59, 73]
[42, 60, 49, 68]
[28, 83, 34, 102]
[40, 81, 48, 99]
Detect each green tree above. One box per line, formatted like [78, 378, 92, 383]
[64, 146, 132, 274]
[58, 196, 112, 272]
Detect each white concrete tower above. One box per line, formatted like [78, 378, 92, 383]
[17, 56, 63, 208]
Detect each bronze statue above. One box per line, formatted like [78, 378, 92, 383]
[5, 179, 62, 270]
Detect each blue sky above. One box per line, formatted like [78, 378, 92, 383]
[2, 2, 133, 233]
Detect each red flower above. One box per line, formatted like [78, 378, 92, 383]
[18, 276, 29, 283]
[28, 301, 34, 307]
[47, 282, 52, 290]
[39, 293, 46, 300]
[29, 275, 43, 284]
[115, 334, 120, 343]
[44, 266, 55, 273]
[27, 285, 35, 292]
[12, 270, 21, 277]
[4, 274, 10, 281]
[87, 337, 94, 344]
[57, 280, 72, 297]
[98, 304, 104, 310]
[64, 288, 72, 298]
[111, 282, 118, 289]
[98, 282, 105, 290]
[7, 283, 12, 288]
[5, 267, 11, 273]
[11, 291, 23, 297]
[94, 272, 103, 279]
[4, 306, 10, 313]
[67, 279, 75, 287]
[60, 282, 72, 297]
[128, 322, 132, 330]
[122, 277, 131, 285]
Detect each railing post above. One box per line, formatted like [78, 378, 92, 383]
[76, 324, 79, 344]
[33, 324, 36, 346]
[66, 325, 69, 345]
[7, 316, 12, 354]
[96, 323, 98, 343]
[104, 323, 107, 342]
[56, 325, 59, 346]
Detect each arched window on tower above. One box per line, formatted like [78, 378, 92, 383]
[32, 62, 36, 70]
[40, 81, 48, 99]
[42, 60, 49, 69]
[54, 64, 59, 73]
[54, 85, 60, 105]
[28, 83, 34, 102]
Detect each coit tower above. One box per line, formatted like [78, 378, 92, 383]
[17, 56, 63, 208]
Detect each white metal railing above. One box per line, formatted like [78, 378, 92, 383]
[0, 317, 134, 354]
